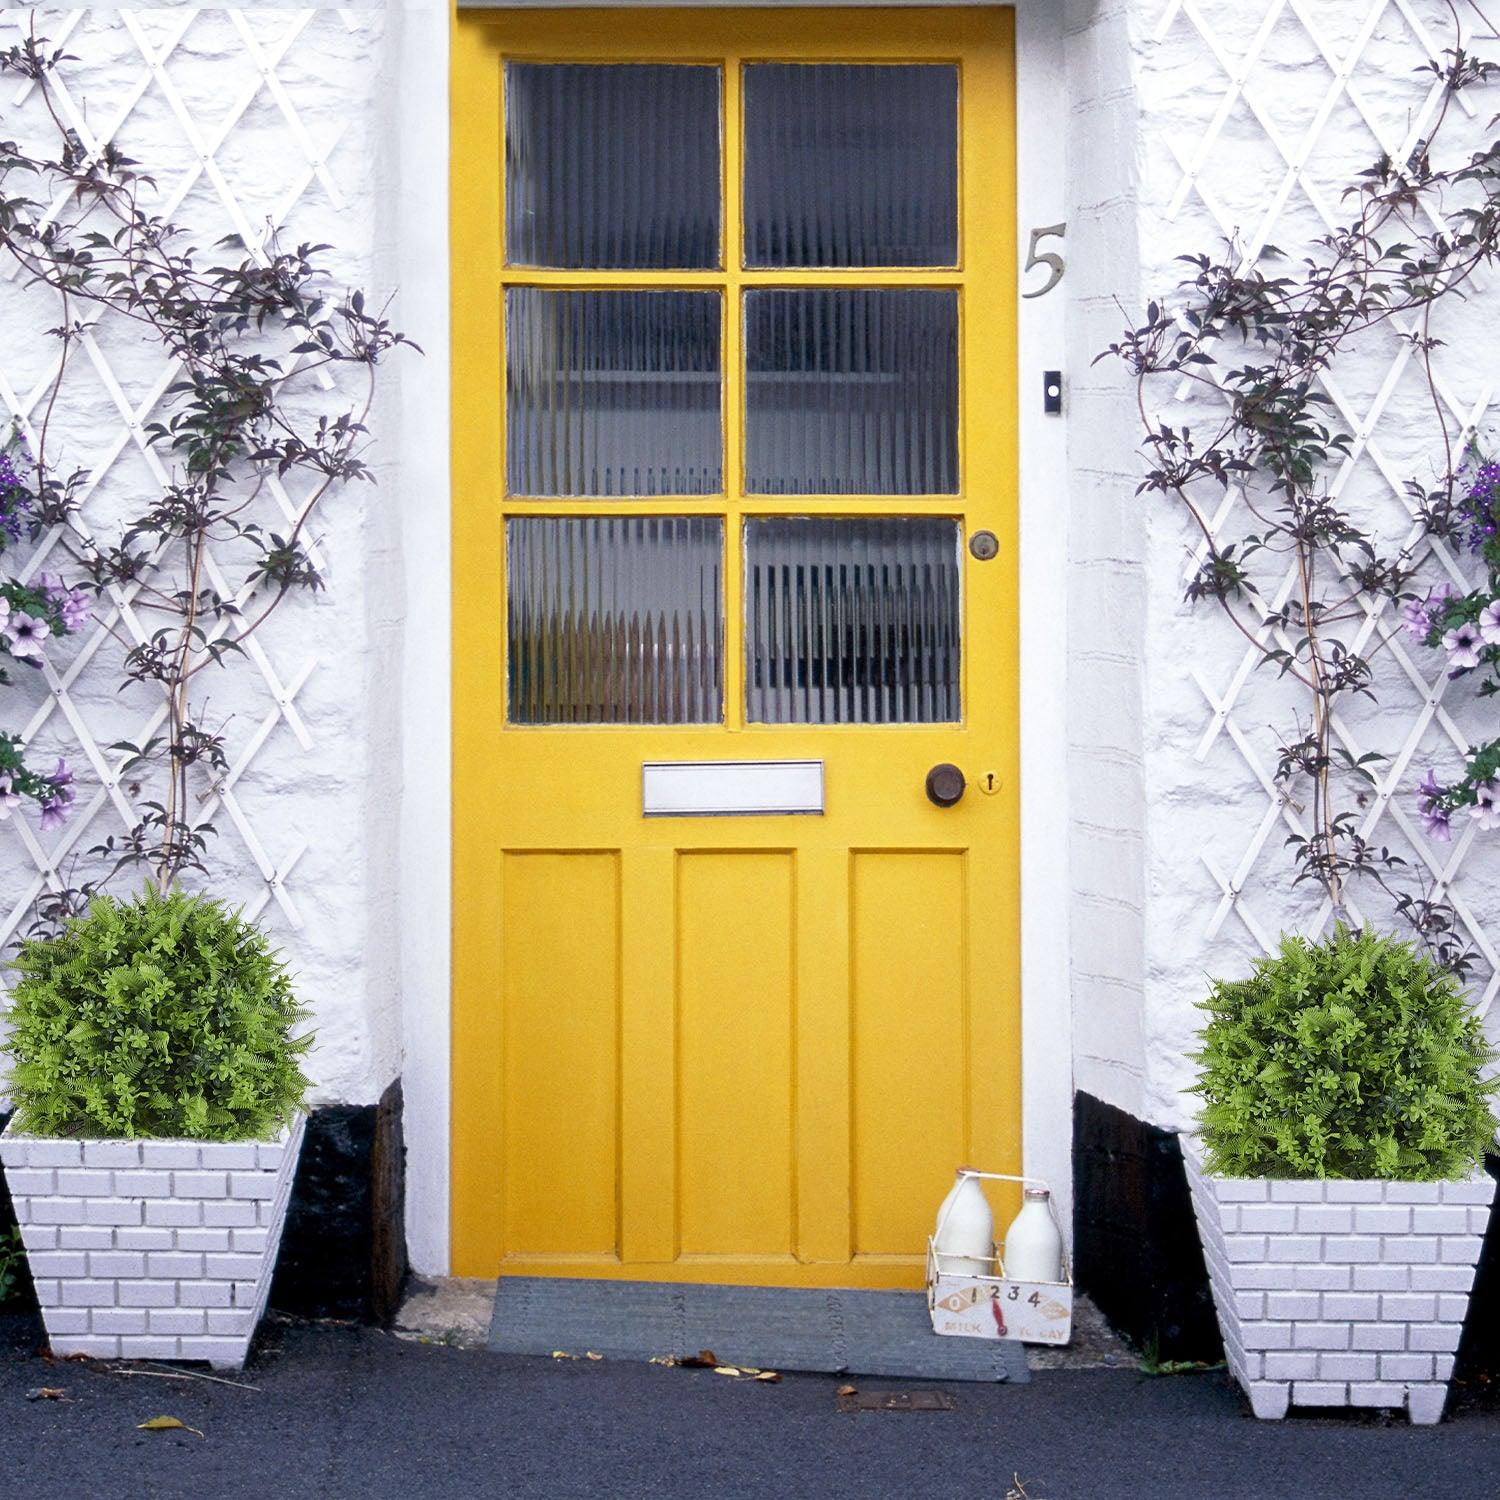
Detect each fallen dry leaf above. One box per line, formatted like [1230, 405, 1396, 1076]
[713, 1366, 742, 1377]
[26, 1387, 67, 1402]
[753, 1371, 783, 1383]
[584, 1352, 604, 1362]
[137, 1416, 203, 1437]
[550, 1351, 579, 1361]
[680, 1350, 719, 1368]
[648, 1355, 678, 1367]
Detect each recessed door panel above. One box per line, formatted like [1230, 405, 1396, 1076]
[676, 851, 795, 1257]
[453, 7, 1019, 1288]
[850, 851, 968, 1258]
[501, 852, 620, 1258]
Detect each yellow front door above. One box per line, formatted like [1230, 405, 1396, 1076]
[452, 7, 1019, 1287]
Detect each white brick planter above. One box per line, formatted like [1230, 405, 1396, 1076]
[1182, 1137, 1495, 1424]
[0, 1113, 305, 1371]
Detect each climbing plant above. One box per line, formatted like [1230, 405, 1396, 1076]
[0, 32, 409, 926]
[1104, 17, 1500, 974]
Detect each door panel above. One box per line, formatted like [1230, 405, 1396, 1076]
[850, 850, 969, 1259]
[453, 7, 1019, 1287]
[501, 852, 620, 1259]
[676, 850, 795, 1257]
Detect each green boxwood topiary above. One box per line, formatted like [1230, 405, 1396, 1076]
[2, 887, 311, 1141]
[1195, 924, 1499, 1181]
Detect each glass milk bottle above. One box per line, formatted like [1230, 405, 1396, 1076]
[1001, 1187, 1064, 1283]
[932, 1169, 993, 1276]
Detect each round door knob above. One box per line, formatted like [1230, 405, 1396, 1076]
[925, 763, 966, 807]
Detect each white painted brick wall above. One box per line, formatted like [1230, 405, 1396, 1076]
[1183, 1140, 1495, 1422]
[0, 9, 404, 1114]
[1137, 7, 1500, 1115]
[1062, 0, 1500, 1126]
[0, 1113, 305, 1369]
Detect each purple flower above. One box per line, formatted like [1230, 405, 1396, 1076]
[0, 449, 32, 546]
[3, 608, 49, 660]
[1472, 777, 1500, 826]
[37, 758, 74, 832]
[39, 573, 91, 633]
[1471, 779, 1500, 832]
[1400, 598, 1431, 639]
[1417, 768, 1452, 842]
[1480, 600, 1500, 646]
[1401, 584, 1454, 642]
[1458, 461, 1500, 552]
[1443, 621, 1484, 669]
[0, 773, 19, 821]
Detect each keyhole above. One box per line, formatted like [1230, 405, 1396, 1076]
[979, 771, 1000, 796]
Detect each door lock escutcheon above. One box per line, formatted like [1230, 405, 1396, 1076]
[925, 763, 966, 807]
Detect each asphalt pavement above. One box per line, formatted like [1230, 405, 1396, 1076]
[2, 1309, 1499, 1500]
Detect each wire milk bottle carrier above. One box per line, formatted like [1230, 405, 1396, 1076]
[927, 1169, 1074, 1344]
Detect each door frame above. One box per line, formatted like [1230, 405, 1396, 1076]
[396, 0, 1071, 1277]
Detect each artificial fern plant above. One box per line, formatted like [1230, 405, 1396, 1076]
[2, 888, 311, 1141]
[1194, 925, 1499, 1181]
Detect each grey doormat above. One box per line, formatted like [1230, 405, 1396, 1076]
[488, 1277, 1029, 1383]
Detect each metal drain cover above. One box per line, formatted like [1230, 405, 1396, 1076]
[836, 1388, 955, 1412]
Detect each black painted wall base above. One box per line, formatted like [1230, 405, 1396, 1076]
[1071, 1091, 1221, 1362]
[1071, 1089, 1500, 1381]
[270, 1079, 409, 1323]
[0, 1082, 408, 1325]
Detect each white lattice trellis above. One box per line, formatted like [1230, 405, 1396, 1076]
[0, 10, 369, 959]
[1151, 0, 1500, 1015]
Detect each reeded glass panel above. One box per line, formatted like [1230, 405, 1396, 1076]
[508, 516, 723, 724]
[745, 517, 961, 724]
[505, 63, 721, 269]
[743, 64, 959, 268]
[506, 288, 723, 497]
[745, 289, 959, 495]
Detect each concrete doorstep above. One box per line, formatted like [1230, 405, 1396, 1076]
[394, 1279, 1137, 1369]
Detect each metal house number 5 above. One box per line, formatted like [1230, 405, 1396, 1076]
[1022, 223, 1066, 299]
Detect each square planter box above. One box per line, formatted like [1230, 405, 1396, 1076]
[1182, 1136, 1495, 1424]
[0, 1112, 305, 1371]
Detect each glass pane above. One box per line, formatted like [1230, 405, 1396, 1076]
[745, 517, 960, 724]
[508, 516, 723, 724]
[507, 288, 723, 497]
[745, 289, 958, 495]
[743, 64, 958, 268]
[506, 63, 721, 269]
